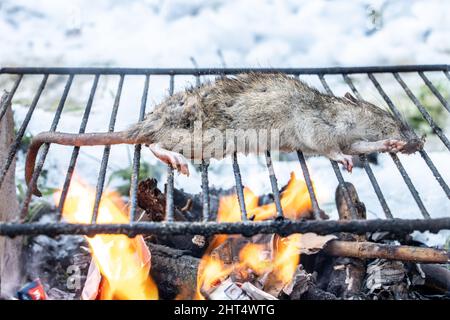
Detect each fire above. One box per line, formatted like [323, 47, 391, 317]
[54, 176, 158, 300]
[198, 256, 233, 293]
[238, 243, 272, 274]
[271, 234, 302, 284]
[197, 172, 312, 299]
[237, 234, 302, 286]
[249, 172, 312, 221]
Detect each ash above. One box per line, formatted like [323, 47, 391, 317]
[24, 213, 90, 300]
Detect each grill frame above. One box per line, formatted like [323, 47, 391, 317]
[0, 65, 449, 238]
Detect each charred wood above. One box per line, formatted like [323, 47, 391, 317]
[147, 242, 200, 300]
[138, 179, 209, 257]
[323, 182, 366, 298]
[419, 264, 450, 294]
[323, 240, 449, 264]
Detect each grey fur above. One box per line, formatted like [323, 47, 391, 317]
[127, 72, 421, 159]
[26, 72, 423, 196]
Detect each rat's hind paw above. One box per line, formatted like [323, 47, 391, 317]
[149, 143, 190, 176]
[340, 155, 353, 172]
[382, 139, 406, 153]
[328, 151, 353, 173]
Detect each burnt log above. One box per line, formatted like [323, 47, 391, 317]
[335, 182, 366, 222]
[325, 182, 366, 298]
[137, 178, 209, 257]
[419, 264, 450, 294]
[147, 243, 200, 300]
[324, 182, 366, 298]
[323, 241, 449, 264]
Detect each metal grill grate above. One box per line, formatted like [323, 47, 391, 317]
[0, 65, 450, 237]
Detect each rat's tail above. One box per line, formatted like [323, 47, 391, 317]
[25, 131, 136, 197]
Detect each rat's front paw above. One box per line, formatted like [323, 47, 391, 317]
[382, 139, 406, 153]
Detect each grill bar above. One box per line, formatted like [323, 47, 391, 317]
[390, 153, 431, 218]
[444, 71, 450, 82]
[1, 65, 448, 75]
[57, 75, 100, 218]
[232, 152, 248, 221]
[165, 75, 175, 222]
[342, 75, 393, 218]
[1, 218, 449, 237]
[195, 74, 201, 87]
[369, 74, 450, 200]
[195, 73, 211, 222]
[349, 74, 431, 218]
[0, 65, 448, 238]
[394, 73, 450, 151]
[0, 74, 22, 123]
[165, 167, 175, 222]
[318, 75, 360, 220]
[360, 155, 393, 219]
[0, 74, 48, 190]
[344, 73, 450, 214]
[129, 75, 150, 222]
[296, 151, 322, 219]
[294, 75, 323, 220]
[91, 75, 125, 223]
[265, 151, 284, 219]
[21, 74, 74, 219]
[419, 72, 450, 113]
[201, 160, 210, 222]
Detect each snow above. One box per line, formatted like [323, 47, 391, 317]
[1, 0, 450, 67]
[1, 0, 449, 246]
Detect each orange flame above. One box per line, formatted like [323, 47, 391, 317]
[54, 175, 158, 300]
[271, 234, 302, 284]
[238, 243, 272, 274]
[196, 172, 312, 298]
[250, 172, 312, 221]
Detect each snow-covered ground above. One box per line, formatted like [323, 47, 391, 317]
[1, 0, 450, 67]
[1, 0, 449, 245]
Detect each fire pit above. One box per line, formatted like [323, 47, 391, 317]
[0, 65, 449, 300]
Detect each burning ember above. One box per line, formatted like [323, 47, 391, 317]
[196, 172, 311, 299]
[54, 176, 158, 300]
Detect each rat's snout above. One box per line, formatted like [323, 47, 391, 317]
[401, 135, 425, 154]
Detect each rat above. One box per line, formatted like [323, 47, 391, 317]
[25, 73, 424, 196]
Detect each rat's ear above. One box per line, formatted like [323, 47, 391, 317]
[344, 92, 358, 102]
[344, 92, 358, 103]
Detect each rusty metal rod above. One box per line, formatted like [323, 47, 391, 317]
[232, 152, 248, 221]
[0, 217, 449, 237]
[129, 74, 150, 222]
[419, 71, 450, 113]
[165, 75, 175, 222]
[296, 151, 322, 219]
[57, 75, 100, 219]
[21, 74, 74, 219]
[91, 75, 125, 223]
[201, 159, 210, 222]
[318, 75, 359, 220]
[0, 74, 48, 190]
[1, 65, 448, 75]
[265, 151, 284, 219]
[0, 74, 22, 122]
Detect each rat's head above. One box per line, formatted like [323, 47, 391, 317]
[343, 93, 425, 154]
